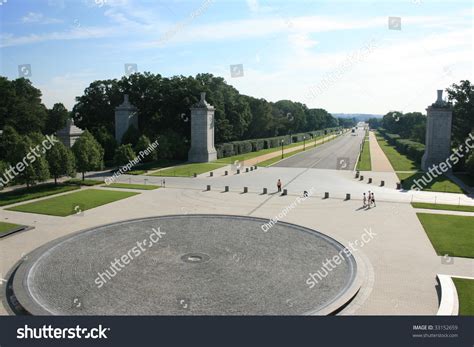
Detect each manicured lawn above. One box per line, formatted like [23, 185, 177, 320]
[149, 162, 226, 177]
[103, 183, 160, 190]
[127, 159, 183, 175]
[0, 221, 22, 234]
[412, 202, 474, 213]
[375, 133, 419, 171]
[416, 213, 474, 258]
[65, 178, 103, 186]
[398, 172, 465, 194]
[357, 138, 371, 171]
[6, 189, 139, 217]
[0, 184, 80, 207]
[452, 278, 474, 316]
[455, 173, 474, 188]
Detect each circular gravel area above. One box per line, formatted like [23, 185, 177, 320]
[13, 215, 358, 315]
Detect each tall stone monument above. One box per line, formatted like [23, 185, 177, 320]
[115, 94, 138, 144]
[56, 119, 84, 148]
[421, 90, 453, 171]
[188, 92, 217, 162]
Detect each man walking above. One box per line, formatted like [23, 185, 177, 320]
[277, 179, 282, 193]
[367, 191, 372, 208]
[362, 193, 367, 207]
[371, 192, 376, 207]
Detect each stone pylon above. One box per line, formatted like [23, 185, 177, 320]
[115, 94, 138, 144]
[188, 92, 217, 162]
[421, 90, 453, 172]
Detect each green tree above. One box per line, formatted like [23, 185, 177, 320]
[92, 126, 117, 162]
[121, 125, 140, 147]
[114, 144, 136, 166]
[45, 103, 69, 135]
[446, 80, 474, 148]
[46, 141, 76, 184]
[72, 130, 104, 180]
[135, 135, 156, 162]
[0, 160, 9, 190]
[15, 134, 50, 188]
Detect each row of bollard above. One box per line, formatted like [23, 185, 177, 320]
[355, 171, 386, 187]
[195, 165, 258, 178]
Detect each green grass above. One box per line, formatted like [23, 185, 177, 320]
[102, 183, 160, 190]
[398, 172, 465, 194]
[148, 162, 226, 177]
[0, 221, 22, 234]
[412, 202, 474, 213]
[127, 159, 183, 175]
[416, 213, 474, 258]
[6, 189, 139, 217]
[357, 138, 371, 171]
[0, 184, 80, 207]
[375, 133, 419, 171]
[454, 173, 474, 188]
[64, 178, 103, 186]
[452, 278, 474, 316]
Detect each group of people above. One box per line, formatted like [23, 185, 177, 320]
[363, 191, 376, 208]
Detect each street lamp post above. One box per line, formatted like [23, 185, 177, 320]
[281, 139, 284, 159]
[303, 136, 306, 150]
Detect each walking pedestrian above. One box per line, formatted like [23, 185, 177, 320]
[362, 193, 367, 207]
[277, 179, 282, 192]
[367, 191, 372, 208]
[371, 192, 376, 207]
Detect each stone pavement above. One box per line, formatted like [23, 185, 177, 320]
[369, 131, 396, 173]
[1, 168, 473, 315]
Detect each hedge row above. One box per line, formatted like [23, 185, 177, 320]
[378, 129, 425, 162]
[215, 127, 341, 159]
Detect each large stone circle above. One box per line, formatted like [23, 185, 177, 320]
[13, 215, 359, 315]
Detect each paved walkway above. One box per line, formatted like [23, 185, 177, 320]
[369, 131, 395, 173]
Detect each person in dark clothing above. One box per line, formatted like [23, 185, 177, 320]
[277, 179, 282, 192]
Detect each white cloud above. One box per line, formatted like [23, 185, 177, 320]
[21, 12, 63, 24]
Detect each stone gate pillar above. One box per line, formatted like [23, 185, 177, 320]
[421, 90, 453, 172]
[188, 92, 217, 162]
[115, 94, 138, 144]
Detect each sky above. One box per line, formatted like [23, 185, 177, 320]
[0, 0, 472, 114]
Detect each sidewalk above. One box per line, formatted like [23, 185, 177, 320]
[369, 131, 395, 172]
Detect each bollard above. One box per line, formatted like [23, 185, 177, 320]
[346, 193, 351, 200]
[396, 182, 401, 190]
[360, 175, 364, 181]
[225, 186, 229, 192]
[263, 188, 267, 194]
[368, 178, 372, 184]
[324, 192, 329, 199]
[246, 168, 249, 173]
[193, 173, 197, 178]
[355, 171, 360, 178]
[243, 187, 248, 193]
[282, 189, 287, 196]
[250, 167, 254, 171]
[210, 171, 213, 177]
[381, 180, 385, 187]
[206, 185, 211, 191]
[225, 171, 228, 176]
[237, 169, 240, 174]
[254, 165, 258, 170]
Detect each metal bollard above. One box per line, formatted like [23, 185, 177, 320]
[396, 182, 402, 190]
[210, 172, 213, 177]
[368, 178, 372, 184]
[346, 193, 351, 200]
[324, 192, 329, 199]
[263, 188, 267, 194]
[243, 187, 248, 193]
[246, 168, 249, 173]
[360, 175, 364, 181]
[250, 167, 254, 171]
[193, 173, 197, 177]
[355, 171, 360, 178]
[381, 180, 385, 187]
[254, 165, 258, 170]
[237, 169, 240, 174]
[206, 185, 211, 191]
[225, 171, 228, 176]
[225, 186, 229, 192]
[282, 189, 287, 196]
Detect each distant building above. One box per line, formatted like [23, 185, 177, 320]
[56, 119, 84, 148]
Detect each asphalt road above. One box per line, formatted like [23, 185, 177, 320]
[273, 128, 366, 170]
